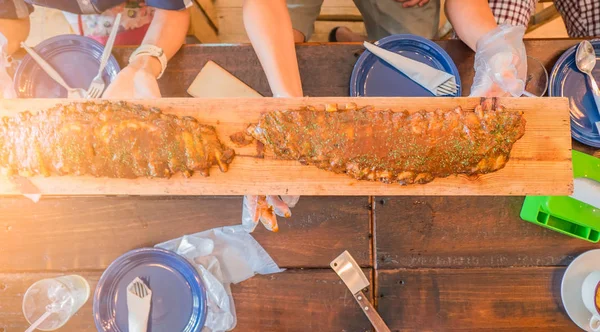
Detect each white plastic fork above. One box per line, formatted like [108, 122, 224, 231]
[87, 13, 121, 99]
[363, 41, 459, 97]
[131, 279, 149, 298]
[21, 43, 87, 99]
[437, 79, 458, 96]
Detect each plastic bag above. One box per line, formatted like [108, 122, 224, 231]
[0, 33, 16, 99]
[470, 24, 527, 97]
[156, 225, 284, 332]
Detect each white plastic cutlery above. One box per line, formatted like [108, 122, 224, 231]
[87, 13, 121, 99]
[21, 42, 87, 99]
[127, 277, 152, 332]
[363, 41, 458, 96]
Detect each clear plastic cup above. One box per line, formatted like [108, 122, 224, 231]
[524, 55, 549, 97]
[22, 275, 90, 331]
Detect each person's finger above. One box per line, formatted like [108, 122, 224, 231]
[241, 195, 260, 232]
[253, 195, 269, 223]
[418, 0, 429, 6]
[400, 0, 420, 7]
[280, 195, 300, 208]
[267, 195, 292, 218]
[258, 204, 279, 232]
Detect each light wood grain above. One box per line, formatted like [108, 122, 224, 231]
[189, 2, 219, 43]
[0, 97, 572, 196]
[215, 6, 365, 43]
[195, 0, 218, 28]
[0, 196, 371, 270]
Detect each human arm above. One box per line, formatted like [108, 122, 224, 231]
[243, 0, 303, 98]
[0, 0, 32, 55]
[445, 0, 497, 51]
[445, 0, 527, 97]
[0, 17, 29, 55]
[103, 8, 189, 98]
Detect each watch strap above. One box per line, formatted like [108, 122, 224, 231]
[128, 44, 168, 79]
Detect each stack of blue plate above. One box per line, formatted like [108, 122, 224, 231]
[94, 248, 207, 332]
[549, 40, 600, 148]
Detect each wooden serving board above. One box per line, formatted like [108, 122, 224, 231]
[0, 97, 572, 196]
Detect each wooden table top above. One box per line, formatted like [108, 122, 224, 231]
[1, 39, 598, 331]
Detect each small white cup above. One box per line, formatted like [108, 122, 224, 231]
[582, 271, 600, 332]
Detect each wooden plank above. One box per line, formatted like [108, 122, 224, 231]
[310, 21, 366, 42]
[0, 269, 373, 331]
[374, 196, 598, 269]
[0, 196, 370, 271]
[216, 0, 358, 11]
[215, 0, 361, 19]
[189, 2, 219, 43]
[0, 272, 99, 332]
[0, 97, 572, 196]
[232, 269, 374, 331]
[377, 267, 574, 331]
[195, 0, 218, 28]
[215, 7, 364, 43]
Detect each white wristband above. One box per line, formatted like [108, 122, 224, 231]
[129, 44, 168, 79]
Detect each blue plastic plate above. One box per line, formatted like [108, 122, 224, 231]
[549, 40, 600, 148]
[94, 248, 207, 332]
[14, 34, 120, 98]
[350, 34, 461, 97]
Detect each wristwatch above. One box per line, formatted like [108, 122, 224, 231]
[128, 44, 168, 79]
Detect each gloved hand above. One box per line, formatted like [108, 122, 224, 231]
[470, 24, 527, 97]
[242, 195, 300, 232]
[103, 64, 161, 99]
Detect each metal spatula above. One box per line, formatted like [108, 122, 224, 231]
[331, 251, 391, 332]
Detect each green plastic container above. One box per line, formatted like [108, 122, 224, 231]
[521, 151, 600, 242]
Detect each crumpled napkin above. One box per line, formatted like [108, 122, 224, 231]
[363, 41, 456, 96]
[156, 225, 283, 332]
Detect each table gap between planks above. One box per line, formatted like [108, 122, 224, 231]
[1, 39, 598, 331]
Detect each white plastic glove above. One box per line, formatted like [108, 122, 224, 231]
[470, 24, 527, 97]
[242, 195, 300, 232]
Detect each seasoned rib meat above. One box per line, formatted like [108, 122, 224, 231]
[248, 104, 526, 184]
[0, 102, 234, 178]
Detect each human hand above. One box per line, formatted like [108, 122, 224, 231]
[470, 24, 527, 97]
[395, 0, 429, 8]
[242, 195, 300, 232]
[103, 56, 162, 99]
